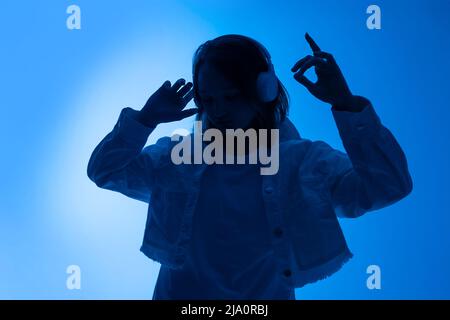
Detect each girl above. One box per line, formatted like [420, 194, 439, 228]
[87, 33, 412, 300]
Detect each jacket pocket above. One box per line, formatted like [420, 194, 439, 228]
[160, 190, 189, 244]
[143, 188, 188, 246]
[298, 174, 329, 209]
[286, 174, 341, 268]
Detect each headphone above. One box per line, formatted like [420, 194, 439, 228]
[194, 35, 279, 104]
[239, 35, 279, 103]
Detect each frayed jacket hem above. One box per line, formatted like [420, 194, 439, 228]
[291, 248, 354, 288]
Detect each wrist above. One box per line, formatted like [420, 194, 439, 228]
[136, 111, 159, 128]
[332, 95, 367, 112]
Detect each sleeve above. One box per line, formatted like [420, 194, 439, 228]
[87, 107, 171, 204]
[300, 97, 413, 218]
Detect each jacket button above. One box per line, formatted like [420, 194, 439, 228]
[273, 227, 283, 238]
[264, 186, 274, 194]
[283, 269, 292, 277]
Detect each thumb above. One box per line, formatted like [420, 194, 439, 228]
[294, 73, 315, 92]
[177, 108, 198, 120]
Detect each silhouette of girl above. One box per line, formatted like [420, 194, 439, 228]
[87, 33, 412, 300]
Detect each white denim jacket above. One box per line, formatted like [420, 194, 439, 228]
[87, 97, 412, 288]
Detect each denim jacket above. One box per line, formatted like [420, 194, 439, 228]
[87, 98, 412, 288]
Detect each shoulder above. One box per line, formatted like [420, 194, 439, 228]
[139, 135, 181, 168]
[281, 137, 333, 158]
[281, 137, 346, 172]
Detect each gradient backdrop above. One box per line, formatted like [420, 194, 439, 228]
[1, 0, 449, 299]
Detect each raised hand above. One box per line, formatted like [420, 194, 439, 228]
[137, 78, 198, 127]
[291, 33, 355, 109]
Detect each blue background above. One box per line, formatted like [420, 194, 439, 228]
[1, 0, 449, 299]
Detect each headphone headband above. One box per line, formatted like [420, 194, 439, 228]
[210, 34, 273, 71]
[195, 34, 279, 103]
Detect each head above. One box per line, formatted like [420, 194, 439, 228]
[192, 34, 290, 132]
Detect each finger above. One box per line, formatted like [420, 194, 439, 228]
[182, 89, 194, 105]
[171, 78, 186, 92]
[305, 32, 321, 53]
[291, 55, 313, 72]
[177, 82, 193, 97]
[161, 80, 171, 89]
[177, 108, 198, 120]
[296, 57, 327, 76]
[293, 73, 315, 91]
[313, 51, 336, 65]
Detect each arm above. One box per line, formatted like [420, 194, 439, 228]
[87, 107, 170, 204]
[87, 78, 197, 204]
[291, 33, 413, 217]
[301, 96, 413, 218]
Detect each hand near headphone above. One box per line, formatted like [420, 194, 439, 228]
[291, 33, 364, 112]
[136, 78, 198, 128]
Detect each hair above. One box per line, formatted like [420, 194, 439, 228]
[192, 34, 290, 131]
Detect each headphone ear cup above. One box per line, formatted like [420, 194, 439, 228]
[193, 94, 200, 107]
[201, 110, 210, 131]
[194, 94, 203, 112]
[256, 62, 279, 103]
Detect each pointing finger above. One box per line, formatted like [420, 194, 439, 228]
[305, 32, 321, 53]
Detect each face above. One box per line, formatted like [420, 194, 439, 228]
[197, 61, 259, 130]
